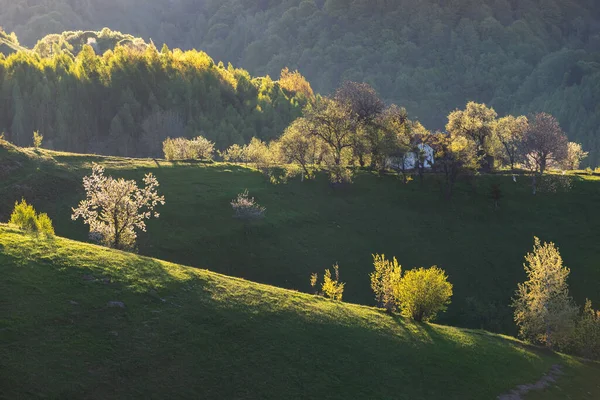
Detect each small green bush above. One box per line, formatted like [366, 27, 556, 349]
[396, 266, 453, 322]
[33, 131, 43, 148]
[321, 264, 345, 301]
[9, 199, 55, 237]
[35, 212, 55, 236]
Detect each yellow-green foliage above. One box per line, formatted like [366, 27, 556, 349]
[397, 266, 453, 322]
[35, 212, 55, 237]
[370, 254, 402, 312]
[9, 199, 54, 237]
[512, 237, 578, 349]
[33, 131, 43, 148]
[321, 264, 345, 301]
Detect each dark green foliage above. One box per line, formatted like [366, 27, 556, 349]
[0, 29, 306, 156]
[1, 1, 599, 163]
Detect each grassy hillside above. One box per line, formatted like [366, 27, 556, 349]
[2, 143, 600, 334]
[1, 226, 598, 399]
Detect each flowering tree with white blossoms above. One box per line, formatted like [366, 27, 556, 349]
[72, 163, 165, 250]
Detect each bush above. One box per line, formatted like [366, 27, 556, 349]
[328, 164, 353, 184]
[231, 189, 266, 220]
[163, 136, 215, 161]
[572, 299, 600, 360]
[35, 212, 55, 236]
[370, 254, 402, 312]
[9, 199, 55, 237]
[310, 272, 319, 294]
[321, 264, 345, 301]
[396, 266, 453, 322]
[33, 131, 43, 148]
[221, 144, 247, 162]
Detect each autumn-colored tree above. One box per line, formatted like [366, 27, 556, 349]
[279, 67, 314, 100]
[512, 237, 578, 349]
[396, 266, 453, 322]
[71, 163, 165, 250]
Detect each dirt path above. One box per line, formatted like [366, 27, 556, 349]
[497, 364, 563, 400]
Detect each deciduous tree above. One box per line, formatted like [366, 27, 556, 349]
[72, 163, 165, 250]
[512, 237, 578, 349]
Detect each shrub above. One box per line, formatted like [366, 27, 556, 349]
[163, 136, 215, 161]
[189, 136, 215, 160]
[370, 254, 402, 312]
[396, 266, 453, 322]
[231, 189, 266, 220]
[9, 199, 37, 232]
[9, 199, 55, 237]
[35, 212, 55, 236]
[328, 164, 353, 184]
[310, 272, 319, 294]
[321, 264, 345, 301]
[221, 144, 247, 162]
[512, 237, 578, 349]
[33, 131, 43, 148]
[572, 299, 600, 360]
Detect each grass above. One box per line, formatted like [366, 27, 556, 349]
[1, 225, 598, 399]
[1, 141, 600, 335]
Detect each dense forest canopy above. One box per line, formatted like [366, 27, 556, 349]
[1, 0, 600, 163]
[0, 28, 308, 156]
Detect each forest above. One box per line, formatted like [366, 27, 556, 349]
[1, 0, 600, 163]
[0, 28, 309, 156]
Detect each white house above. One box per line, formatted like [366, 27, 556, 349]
[386, 143, 435, 171]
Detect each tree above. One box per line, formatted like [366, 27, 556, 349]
[321, 264, 345, 301]
[335, 81, 387, 168]
[521, 113, 568, 175]
[396, 266, 453, 322]
[279, 117, 320, 180]
[563, 142, 588, 170]
[373, 104, 410, 171]
[573, 299, 600, 360]
[279, 67, 314, 100]
[495, 115, 528, 170]
[71, 164, 165, 250]
[370, 254, 402, 312]
[303, 97, 357, 166]
[230, 189, 266, 220]
[446, 102, 497, 171]
[9, 199, 55, 237]
[512, 237, 578, 349]
[32, 131, 43, 148]
[189, 135, 216, 160]
[432, 133, 479, 199]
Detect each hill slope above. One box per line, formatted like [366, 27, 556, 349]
[1, 226, 598, 399]
[1, 0, 600, 163]
[1, 143, 600, 335]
